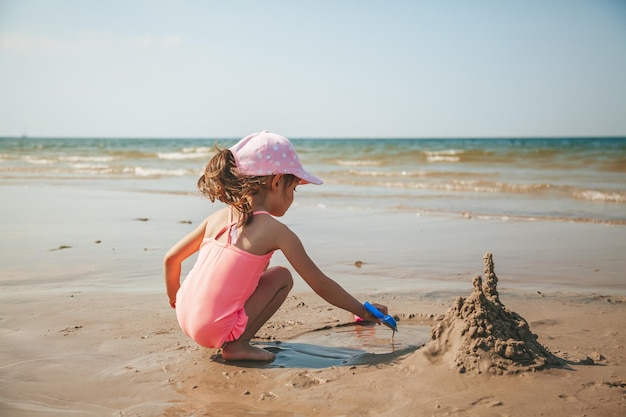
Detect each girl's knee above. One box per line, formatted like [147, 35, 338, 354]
[265, 266, 293, 289]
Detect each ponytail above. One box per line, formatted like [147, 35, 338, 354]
[197, 147, 266, 227]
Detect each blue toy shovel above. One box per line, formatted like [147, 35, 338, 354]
[364, 301, 398, 332]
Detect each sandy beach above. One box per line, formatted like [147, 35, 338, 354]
[1, 184, 625, 416]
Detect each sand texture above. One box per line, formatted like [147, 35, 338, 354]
[2, 274, 625, 416]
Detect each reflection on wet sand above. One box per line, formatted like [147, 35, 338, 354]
[213, 323, 431, 368]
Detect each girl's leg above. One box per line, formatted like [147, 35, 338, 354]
[222, 266, 293, 361]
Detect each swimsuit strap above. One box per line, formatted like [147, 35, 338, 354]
[227, 209, 237, 245]
[223, 210, 271, 244]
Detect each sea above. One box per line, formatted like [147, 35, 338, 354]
[1, 136, 625, 225]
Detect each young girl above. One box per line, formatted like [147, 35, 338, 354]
[164, 130, 388, 361]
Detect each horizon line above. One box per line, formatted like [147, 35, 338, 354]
[2, 134, 626, 140]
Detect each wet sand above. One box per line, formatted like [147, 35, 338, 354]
[1, 184, 625, 416]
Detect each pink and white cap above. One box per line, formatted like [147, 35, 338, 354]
[229, 130, 323, 185]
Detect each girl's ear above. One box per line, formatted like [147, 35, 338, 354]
[271, 174, 284, 191]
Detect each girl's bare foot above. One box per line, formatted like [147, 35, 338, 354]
[222, 340, 275, 362]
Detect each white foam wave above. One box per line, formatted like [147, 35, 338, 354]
[158, 148, 214, 160]
[128, 167, 190, 177]
[424, 149, 464, 155]
[424, 149, 463, 163]
[60, 155, 115, 162]
[359, 180, 552, 194]
[335, 159, 382, 167]
[24, 156, 54, 165]
[426, 155, 461, 163]
[70, 163, 109, 170]
[157, 152, 198, 160]
[573, 190, 626, 203]
[347, 170, 427, 177]
[182, 146, 213, 154]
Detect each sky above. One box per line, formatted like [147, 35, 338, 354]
[0, 0, 625, 139]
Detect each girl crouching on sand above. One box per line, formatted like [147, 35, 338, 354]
[164, 130, 387, 361]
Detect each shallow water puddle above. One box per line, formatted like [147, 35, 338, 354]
[217, 323, 430, 369]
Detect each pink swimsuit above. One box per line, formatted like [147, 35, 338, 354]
[175, 211, 274, 348]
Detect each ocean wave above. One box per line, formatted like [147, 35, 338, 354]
[346, 169, 424, 177]
[24, 156, 55, 165]
[335, 178, 553, 194]
[60, 155, 116, 162]
[345, 169, 488, 178]
[70, 163, 110, 170]
[335, 159, 382, 167]
[573, 190, 626, 203]
[407, 181, 551, 194]
[425, 155, 461, 163]
[424, 149, 464, 156]
[158, 147, 214, 160]
[128, 167, 191, 177]
[0, 160, 198, 178]
[182, 146, 214, 154]
[423, 150, 462, 163]
[157, 152, 205, 160]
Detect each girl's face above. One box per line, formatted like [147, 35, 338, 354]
[270, 175, 298, 216]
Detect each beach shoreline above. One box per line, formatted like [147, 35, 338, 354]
[2, 183, 624, 294]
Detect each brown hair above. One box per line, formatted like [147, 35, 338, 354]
[197, 147, 297, 226]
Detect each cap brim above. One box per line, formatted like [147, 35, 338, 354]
[295, 169, 323, 185]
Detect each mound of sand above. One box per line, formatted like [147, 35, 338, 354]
[425, 252, 563, 375]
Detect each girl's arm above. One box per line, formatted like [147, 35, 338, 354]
[163, 218, 208, 308]
[275, 223, 385, 321]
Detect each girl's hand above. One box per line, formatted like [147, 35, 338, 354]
[361, 302, 388, 323]
[169, 299, 176, 309]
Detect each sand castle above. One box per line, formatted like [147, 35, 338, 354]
[426, 252, 562, 375]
